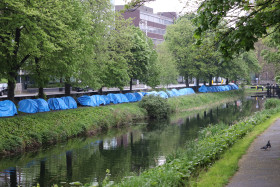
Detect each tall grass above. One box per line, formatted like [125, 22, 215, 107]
[114, 99, 280, 187]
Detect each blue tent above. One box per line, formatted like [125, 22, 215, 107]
[77, 95, 97, 107]
[107, 94, 122, 104]
[146, 91, 158, 96]
[166, 90, 175, 97]
[18, 99, 39, 113]
[133, 92, 143, 101]
[61, 96, 77, 109]
[34, 99, 50, 112]
[199, 85, 208, 93]
[48, 98, 69, 110]
[157, 91, 169, 99]
[101, 95, 111, 105]
[0, 100, 17, 117]
[141, 92, 148, 96]
[91, 95, 106, 106]
[125, 93, 137, 102]
[171, 89, 180, 97]
[116, 94, 129, 103]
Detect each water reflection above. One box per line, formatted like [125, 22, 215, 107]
[0, 98, 264, 186]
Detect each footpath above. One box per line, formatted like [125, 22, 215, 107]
[227, 119, 280, 187]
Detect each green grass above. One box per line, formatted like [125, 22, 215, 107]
[0, 90, 245, 155]
[114, 99, 280, 187]
[190, 112, 280, 187]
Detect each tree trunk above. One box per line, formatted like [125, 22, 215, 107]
[209, 75, 212, 86]
[185, 74, 189, 87]
[203, 81, 206, 85]
[98, 87, 103, 95]
[130, 78, 133, 91]
[7, 76, 16, 102]
[196, 77, 200, 92]
[226, 78, 229, 85]
[65, 82, 71, 96]
[38, 87, 44, 99]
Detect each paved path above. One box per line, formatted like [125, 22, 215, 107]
[227, 119, 280, 187]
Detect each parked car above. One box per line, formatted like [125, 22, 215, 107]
[0, 83, 8, 96]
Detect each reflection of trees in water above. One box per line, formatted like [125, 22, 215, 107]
[0, 99, 262, 186]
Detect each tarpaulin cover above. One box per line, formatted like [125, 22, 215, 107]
[116, 94, 129, 103]
[199, 84, 239, 93]
[107, 94, 122, 104]
[199, 85, 208, 93]
[171, 89, 180, 97]
[48, 98, 69, 110]
[179, 88, 196, 95]
[125, 93, 137, 102]
[77, 95, 97, 107]
[61, 96, 77, 109]
[133, 92, 143, 101]
[166, 90, 175, 97]
[0, 100, 17, 117]
[141, 92, 148, 96]
[146, 91, 158, 96]
[18, 99, 39, 113]
[101, 95, 111, 105]
[157, 91, 169, 99]
[91, 95, 106, 106]
[34, 99, 50, 112]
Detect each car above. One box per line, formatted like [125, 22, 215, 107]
[0, 83, 8, 96]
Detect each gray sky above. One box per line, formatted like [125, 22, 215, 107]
[114, 0, 198, 14]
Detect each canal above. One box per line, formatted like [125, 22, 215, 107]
[0, 96, 264, 186]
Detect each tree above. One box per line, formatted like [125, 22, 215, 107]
[0, 0, 88, 101]
[156, 43, 179, 87]
[127, 27, 152, 91]
[194, 0, 280, 58]
[261, 30, 280, 75]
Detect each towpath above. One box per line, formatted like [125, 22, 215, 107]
[227, 119, 280, 187]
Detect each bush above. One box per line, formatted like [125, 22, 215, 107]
[265, 98, 280, 109]
[139, 95, 171, 119]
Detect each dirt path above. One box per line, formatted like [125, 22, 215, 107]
[227, 119, 280, 187]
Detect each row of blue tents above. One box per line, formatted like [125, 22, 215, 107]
[0, 84, 238, 117]
[0, 92, 144, 117]
[198, 84, 239, 93]
[145, 88, 196, 99]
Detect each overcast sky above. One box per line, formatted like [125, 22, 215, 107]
[114, 0, 199, 14]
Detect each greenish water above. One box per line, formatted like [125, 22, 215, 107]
[0, 96, 264, 186]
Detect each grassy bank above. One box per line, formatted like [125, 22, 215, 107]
[114, 99, 280, 187]
[191, 100, 280, 186]
[0, 90, 244, 155]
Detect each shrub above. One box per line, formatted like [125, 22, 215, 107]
[138, 95, 171, 119]
[265, 98, 280, 109]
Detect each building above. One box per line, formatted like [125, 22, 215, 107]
[115, 5, 176, 45]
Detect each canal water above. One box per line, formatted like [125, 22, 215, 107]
[0, 96, 264, 186]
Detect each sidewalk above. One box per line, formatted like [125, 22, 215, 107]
[227, 119, 280, 187]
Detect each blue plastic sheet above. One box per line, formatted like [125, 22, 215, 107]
[48, 98, 69, 110]
[171, 89, 180, 97]
[101, 95, 111, 105]
[166, 90, 175, 97]
[0, 100, 17, 117]
[61, 96, 77, 109]
[18, 99, 39, 113]
[199, 84, 239, 93]
[133, 92, 143, 101]
[116, 94, 129, 103]
[34, 99, 50, 112]
[146, 91, 158, 96]
[77, 95, 97, 107]
[157, 91, 169, 99]
[107, 94, 121, 104]
[91, 95, 106, 106]
[125, 93, 137, 102]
